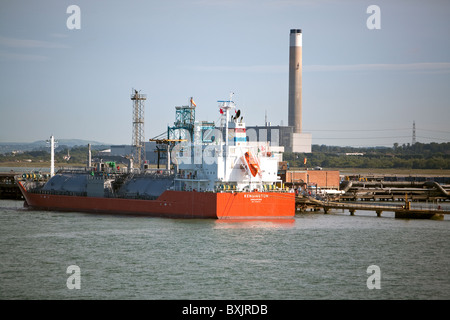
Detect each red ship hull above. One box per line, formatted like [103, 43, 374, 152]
[17, 182, 294, 219]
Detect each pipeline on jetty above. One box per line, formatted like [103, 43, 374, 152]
[296, 195, 448, 220]
[338, 180, 450, 202]
[0, 172, 24, 200]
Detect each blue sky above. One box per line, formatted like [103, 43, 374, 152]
[1, 0, 449, 147]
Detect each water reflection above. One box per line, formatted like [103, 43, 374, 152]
[214, 218, 295, 229]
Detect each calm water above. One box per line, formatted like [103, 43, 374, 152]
[0, 199, 449, 300]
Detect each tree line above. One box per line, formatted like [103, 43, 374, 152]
[1, 142, 449, 170]
[0, 145, 104, 165]
[284, 142, 450, 169]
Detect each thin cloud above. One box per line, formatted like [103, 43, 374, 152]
[185, 62, 450, 74]
[193, 0, 338, 7]
[0, 50, 48, 62]
[0, 36, 68, 49]
[305, 62, 450, 73]
[186, 65, 287, 73]
[50, 33, 69, 39]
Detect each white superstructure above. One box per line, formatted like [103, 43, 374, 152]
[173, 99, 284, 193]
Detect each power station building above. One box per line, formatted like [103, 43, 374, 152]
[111, 28, 311, 166]
[247, 29, 312, 153]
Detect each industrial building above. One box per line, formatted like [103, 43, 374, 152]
[110, 142, 168, 167]
[109, 29, 318, 183]
[246, 29, 311, 153]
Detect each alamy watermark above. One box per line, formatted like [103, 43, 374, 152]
[367, 265, 381, 289]
[66, 5, 81, 30]
[66, 265, 81, 289]
[170, 127, 280, 166]
[367, 5, 381, 30]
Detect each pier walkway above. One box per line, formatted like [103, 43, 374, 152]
[0, 172, 23, 200]
[296, 196, 449, 220]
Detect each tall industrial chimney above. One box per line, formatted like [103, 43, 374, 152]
[288, 29, 302, 133]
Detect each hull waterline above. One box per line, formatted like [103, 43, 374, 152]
[18, 181, 295, 219]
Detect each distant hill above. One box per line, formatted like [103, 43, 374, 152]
[31, 139, 107, 148]
[0, 139, 108, 154]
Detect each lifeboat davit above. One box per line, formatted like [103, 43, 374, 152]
[244, 151, 260, 177]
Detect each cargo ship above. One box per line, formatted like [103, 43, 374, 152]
[17, 97, 295, 219]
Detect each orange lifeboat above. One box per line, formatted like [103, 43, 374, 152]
[244, 151, 260, 177]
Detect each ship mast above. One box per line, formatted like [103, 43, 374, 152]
[46, 135, 57, 177]
[217, 93, 235, 180]
[50, 136, 55, 177]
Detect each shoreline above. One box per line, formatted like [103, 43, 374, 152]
[288, 167, 450, 176]
[0, 162, 85, 168]
[3, 162, 450, 176]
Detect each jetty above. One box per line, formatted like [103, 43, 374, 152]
[338, 180, 450, 202]
[0, 171, 50, 200]
[0, 172, 23, 200]
[296, 196, 448, 220]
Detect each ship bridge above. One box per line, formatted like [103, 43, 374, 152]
[173, 98, 285, 193]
